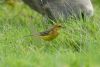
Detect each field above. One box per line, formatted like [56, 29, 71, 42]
[0, 0, 100, 67]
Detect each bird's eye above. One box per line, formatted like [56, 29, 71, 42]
[58, 25, 62, 27]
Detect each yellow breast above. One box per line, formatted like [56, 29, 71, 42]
[40, 32, 59, 41]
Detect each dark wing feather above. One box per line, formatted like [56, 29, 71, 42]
[39, 30, 52, 36]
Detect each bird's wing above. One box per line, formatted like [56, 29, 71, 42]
[39, 30, 52, 36]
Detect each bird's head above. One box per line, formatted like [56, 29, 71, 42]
[52, 24, 63, 31]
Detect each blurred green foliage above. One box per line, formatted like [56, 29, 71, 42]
[0, 0, 100, 67]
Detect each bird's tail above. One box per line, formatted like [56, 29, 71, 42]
[23, 34, 34, 37]
[23, 33, 40, 38]
[16, 33, 40, 42]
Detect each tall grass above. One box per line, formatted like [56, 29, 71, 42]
[0, 0, 100, 67]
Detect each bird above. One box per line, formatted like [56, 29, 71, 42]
[39, 24, 62, 41]
[25, 24, 63, 41]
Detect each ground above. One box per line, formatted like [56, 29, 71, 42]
[0, 0, 100, 67]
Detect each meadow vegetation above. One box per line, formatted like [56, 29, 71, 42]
[0, 0, 100, 67]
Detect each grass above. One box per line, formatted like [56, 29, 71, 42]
[0, 0, 100, 67]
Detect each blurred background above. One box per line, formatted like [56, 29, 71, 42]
[0, 0, 100, 67]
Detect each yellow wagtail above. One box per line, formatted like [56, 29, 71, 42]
[39, 24, 62, 41]
[25, 24, 63, 41]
